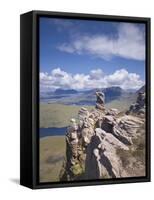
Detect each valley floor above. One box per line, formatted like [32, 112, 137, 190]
[39, 136, 65, 182]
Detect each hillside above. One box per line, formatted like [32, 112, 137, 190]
[54, 89, 78, 95]
[40, 86, 132, 105]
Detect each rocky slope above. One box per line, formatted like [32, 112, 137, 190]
[60, 90, 145, 181]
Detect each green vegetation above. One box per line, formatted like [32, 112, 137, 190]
[71, 163, 84, 176]
[40, 103, 93, 128]
[131, 126, 145, 164]
[40, 136, 66, 182]
[116, 125, 145, 176]
[105, 96, 136, 112]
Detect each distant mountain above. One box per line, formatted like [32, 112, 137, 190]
[41, 86, 136, 106]
[61, 86, 128, 105]
[102, 87, 125, 102]
[136, 85, 145, 93]
[126, 88, 137, 93]
[103, 86, 124, 93]
[46, 91, 54, 96]
[82, 87, 126, 102]
[54, 89, 78, 95]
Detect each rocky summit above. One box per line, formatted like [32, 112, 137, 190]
[60, 90, 145, 181]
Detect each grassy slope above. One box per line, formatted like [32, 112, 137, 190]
[105, 96, 135, 112]
[40, 103, 93, 128]
[116, 123, 145, 177]
[40, 136, 65, 182]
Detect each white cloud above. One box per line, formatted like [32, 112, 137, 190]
[40, 67, 144, 91]
[57, 23, 145, 61]
[90, 69, 104, 80]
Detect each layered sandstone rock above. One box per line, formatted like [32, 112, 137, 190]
[60, 90, 145, 181]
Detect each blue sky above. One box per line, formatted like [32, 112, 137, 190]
[39, 17, 145, 91]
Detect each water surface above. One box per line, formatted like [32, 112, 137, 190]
[40, 127, 67, 138]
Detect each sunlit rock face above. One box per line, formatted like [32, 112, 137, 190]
[60, 91, 145, 181]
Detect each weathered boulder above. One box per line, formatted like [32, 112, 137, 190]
[95, 91, 105, 111]
[113, 125, 132, 145]
[100, 115, 132, 145]
[85, 128, 129, 179]
[126, 92, 145, 116]
[63, 119, 81, 180]
[81, 118, 95, 146]
[118, 115, 144, 138]
[78, 107, 90, 120]
[106, 108, 119, 116]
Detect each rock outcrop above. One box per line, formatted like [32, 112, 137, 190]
[60, 90, 145, 181]
[95, 91, 105, 111]
[85, 128, 129, 179]
[126, 92, 145, 116]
